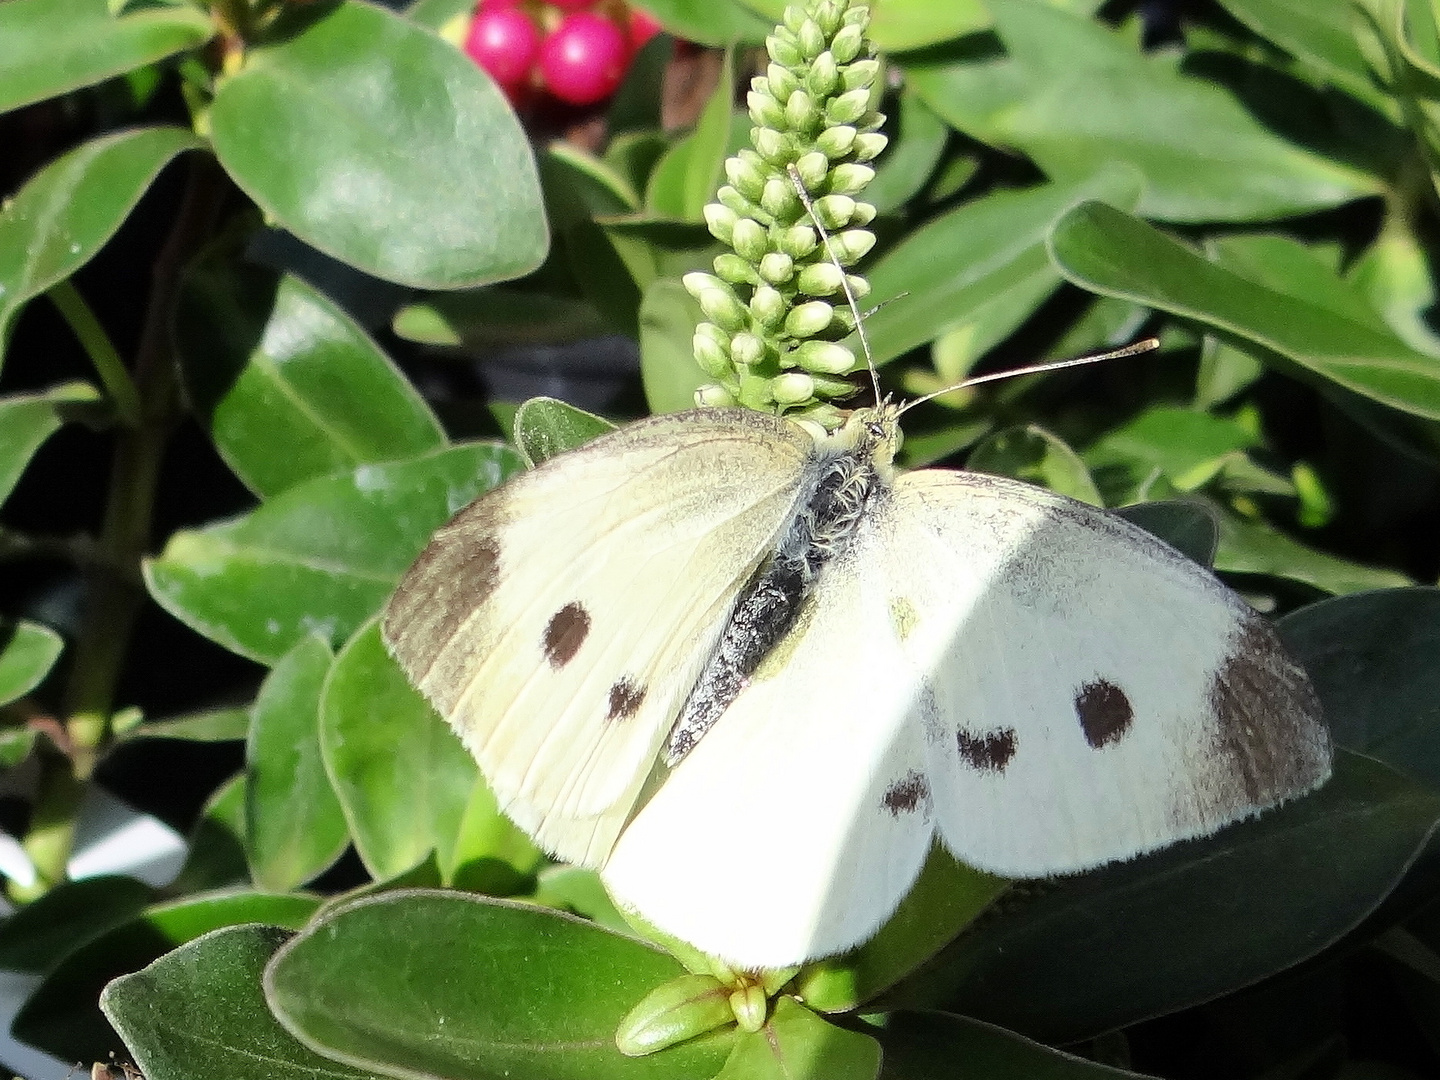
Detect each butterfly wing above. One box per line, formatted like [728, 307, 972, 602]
[383, 409, 814, 867]
[888, 469, 1330, 878]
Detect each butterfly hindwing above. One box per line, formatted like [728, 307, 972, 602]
[383, 410, 815, 866]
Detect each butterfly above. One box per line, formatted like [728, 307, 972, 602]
[381, 393, 1331, 971]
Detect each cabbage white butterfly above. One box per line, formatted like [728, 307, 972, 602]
[382, 387, 1330, 969]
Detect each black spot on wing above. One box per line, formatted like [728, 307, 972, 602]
[1075, 678, 1134, 749]
[543, 602, 590, 668]
[607, 677, 646, 722]
[882, 771, 930, 815]
[956, 728, 1017, 773]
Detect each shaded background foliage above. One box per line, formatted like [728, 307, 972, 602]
[2, 0, 1440, 1077]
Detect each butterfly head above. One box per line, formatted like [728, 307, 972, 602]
[825, 401, 903, 472]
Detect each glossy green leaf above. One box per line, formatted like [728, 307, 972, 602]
[1085, 406, 1266, 497]
[877, 1011, 1156, 1079]
[264, 889, 734, 1079]
[902, 33, 1034, 150]
[868, 93, 952, 215]
[210, 0, 546, 289]
[116, 706, 251, 745]
[1349, 225, 1440, 358]
[144, 442, 521, 664]
[1214, 507, 1411, 594]
[0, 127, 203, 352]
[890, 753, 1440, 1043]
[1213, 0, 1383, 108]
[393, 288, 610, 348]
[1279, 588, 1440, 790]
[448, 779, 543, 895]
[1050, 202, 1440, 421]
[632, 0, 771, 47]
[0, 382, 100, 506]
[640, 278, 709, 414]
[0, 618, 63, 706]
[968, 425, 1103, 505]
[168, 773, 250, 896]
[1113, 500, 1220, 567]
[247, 636, 348, 892]
[320, 620, 478, 881]
[681, 51, 737, 225]
[102, 925, 383, 1080]
[14, 890, 320, 1062]
[176, 264, 445, 498]
[0, 0, 211, 113]
[513, 396, 617, 465]
[866, 0, 989, 50]
[715, 998, 879, 1080]
[863, 167, 1144, 368]
[532, 865, 631, 936]
[0, 875, 153, 975]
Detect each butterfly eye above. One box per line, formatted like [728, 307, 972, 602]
[866, 421, 885, 440]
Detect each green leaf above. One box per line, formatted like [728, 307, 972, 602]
[0, 382, 100, 506]
[0, 127, 203, 353]
[866, 0, 990, 51]
[176, 264, 446, 498]
[393, 288, 610, 348]
[1279, 588, 1440, 791]
[247, 636, 349, 892]
[1112, 501, 1220, 567]
[14, 890, 320, 1062]
[0, 875, 153, 975]
[0, 0, 211, 113]
[632, 0, 771, 47]
[863, 167, 1144, 368]
[1214, 507, 1411, 594]
[1213, 0, 1387, 109]
[168, 773, 250, 895]
[513, 397, 618, 465]
[867, 92, 952, 215]
[144, 442, 521, 664]
[319, 620, 478, 881]
[210, 0, 547, 289]
[1349, 225, 1440, 358]
[877, 1011, 1157, 1079]
[640, 278, 709, 414]
[264, 889, 734, 1079]
[1085, 405, 1266, 497]
[447, 779, 543, 895]
[1049, 202, 1440, 422]
[681, 50, 737, 225]
[0, 618, 63, 706]
[715, 998, 879, 1080]
[102, 925, 382, 1080]
[968, 425, 1103, 505]
[890, 753, 1440, 1044]
[116, 706, 251, 745]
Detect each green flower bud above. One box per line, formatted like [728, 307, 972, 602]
[717, 185, 764, 221]
[682, 271, 725, 300]
[829, 228, 875, 264]
[693, 329, 733, 378]
[843, 58, 879, 91]
[739, 370, 778, 406]
[725, 154, 766, 201]
[846, 274, 871, 299]
[784, 300, 834, 337]
[750, 283, 787, 329]
[852, 131, 887, 161]
[793, 150, 828, 191]
[796, 401, 844, 431]
[730, 985, 769, 1035]
[773, 371, 816, 405]
[815, 0, 843, 36]
[767, 61, 800, 101]
[797, 17, 826, 59]
[713, 252, 758, 285]
[759, 251, 795, 284]
[829, 162, 875, 195]
[615, 974, 733, 1057]
[767, 31, 802, 67]
[806, 51, 840, 97]
[831, 22, 864, 62]
[784, 88, 821, 133]
[797, 260, 844, 295]
[811, 372, 857, 398]
[813, 193, 856, 229]
[782, 4, 807, 34]
[851, 201, 876, 226]
[730, 331, 767, 368]
[703, 203, 739, 245]
[827, 86, 870, 124]
[696, 383, 738, 407]
[761, 176, 801, 220]
[748, 90, 787, 131]
[815, 124, 857, 159]
[731, 217, 769, 263]
[753, 126, 794, 165]
[694, 281, 748, 331]
[776, 224, 818, 258]
[792, 339, 854, 374]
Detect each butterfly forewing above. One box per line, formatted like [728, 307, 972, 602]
[383, 410, 816, 866]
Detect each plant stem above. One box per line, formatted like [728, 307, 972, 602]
[20, 156, 227, 895]
[46, 280, 143, 428]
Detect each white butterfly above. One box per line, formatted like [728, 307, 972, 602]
[382, 400, 1330, 970]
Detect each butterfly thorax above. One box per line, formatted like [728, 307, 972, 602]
[662, 410, 895, 765]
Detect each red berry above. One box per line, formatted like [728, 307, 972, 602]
[628, 7, 662, 49]
[465, 7, 541, 89]
[549, 0, 594, 9]
[538, 11, 629, 105]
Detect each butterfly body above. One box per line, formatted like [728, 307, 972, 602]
[383, 406, 1330, 968]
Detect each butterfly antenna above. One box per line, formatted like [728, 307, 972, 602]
[787, 164, 883, 405]
[895, 337, 1162, 417]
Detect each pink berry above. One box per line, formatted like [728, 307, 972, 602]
[549, 0, 594, 9]
[538, 11, 629, 105]
[465, 7, 541, 89]
[628, 7, 662, 49]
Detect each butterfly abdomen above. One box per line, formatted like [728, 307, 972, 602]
[663, 441, 889, 764]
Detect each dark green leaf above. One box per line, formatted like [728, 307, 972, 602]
[0, 0, 211, 113]
[1279, 588, 1440, 790]
[247, 636, 348, 892]
[1214, 507, 1411, 593]
[1050, 202, 1440, 421]
[264, 889, 734, 1079]
[210, 0, 546, 289]
[0, 875, 152, 974]
[513, 397, 618, 464]
[0, 382, 100, 506]
[1213, 0, 1385, 108]
[877, 1011, 1157, 1079]
[319, 620, 477, 881]
[867, 92, 952, 214]
[640, 278, 709, 414]
[968, 425, 1103, 505]
[393, 288, 609, 348]
[714, 998, 879, 1080]
[14, 890, 320, 1062]
[144, 442, 521, 664]
[0, 618, 63, 706]
[887, 753, 1440, 1043]
[176, 264, 445, 497]
[0, 127, 203, 352]
[168, 773, 250, 896]
[1113, 501, 1220, 566]
[631, 0, 771, 47]
[101, 924, 382, 1080]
